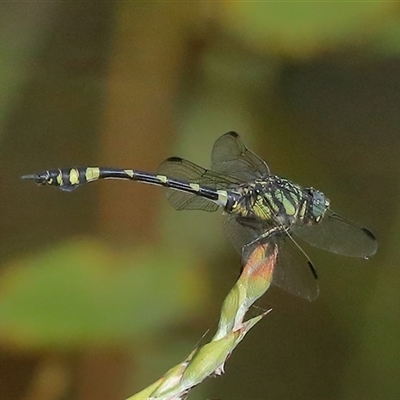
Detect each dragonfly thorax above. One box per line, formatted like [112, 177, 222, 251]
[227, 176, 304, 226]
[227, 177, 331, 230]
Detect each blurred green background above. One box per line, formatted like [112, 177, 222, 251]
[0, 2, 399, 400]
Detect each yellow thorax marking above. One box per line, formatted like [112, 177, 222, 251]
[281, 194, 296, 216]
[298, 200, 307, 219]
[253, 195, 272, 220]
[263, 191, 280, 213]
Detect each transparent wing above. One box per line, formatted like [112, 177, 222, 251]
[211, 132, 270, 181]
[223, 215, 319, 301]
[267, 234, 319, 301]
[156, 133, 271, 211]
[292, 209, 377, 258]
[156, 157, 239, 212]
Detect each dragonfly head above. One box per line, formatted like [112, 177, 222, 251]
[307, 188, 330, 223]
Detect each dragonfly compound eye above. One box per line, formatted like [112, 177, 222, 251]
[310, 190, 329, 220]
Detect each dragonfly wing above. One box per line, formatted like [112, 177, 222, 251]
[211, 132, 270, 181]
[157, 157, 240, 187]
[267, 234, 319, 301]
[162, 191, 220, 211]
[292, 209, 377, 258]
[224, 215, 319, 301]
[156, 157, 238, 211]
[223, 215, 262, 255]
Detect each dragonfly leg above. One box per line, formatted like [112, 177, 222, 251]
[243, 226, 286, 249]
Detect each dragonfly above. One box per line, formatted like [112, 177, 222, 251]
[21, 132, 377, 301]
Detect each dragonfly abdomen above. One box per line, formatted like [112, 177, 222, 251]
[21, 166, 229, 207]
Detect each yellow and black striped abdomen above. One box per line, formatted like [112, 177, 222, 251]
[22, 167, 103, 191]
[21, 167, 229, 208]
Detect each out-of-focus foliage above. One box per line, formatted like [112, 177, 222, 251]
[0, 4, 54, 129]
[0, 239, 208, 350]
[0, 2, 399, 399]
[222, 2, 400, 58]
